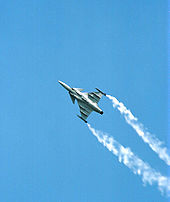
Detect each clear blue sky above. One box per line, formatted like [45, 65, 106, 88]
[0, 0, 168, 201]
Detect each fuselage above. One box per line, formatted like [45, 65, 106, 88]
[58, 81, 103, 114]
[70, 88, 103, 113]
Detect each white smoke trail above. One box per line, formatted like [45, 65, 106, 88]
[106, 95, 170, 166]
[87, 123, 170, 196]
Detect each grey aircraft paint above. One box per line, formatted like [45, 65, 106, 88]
[58, 81, 106, 123]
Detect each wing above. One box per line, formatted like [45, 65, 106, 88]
[77, 100, 93, 121]
[88, 92, 103, 104]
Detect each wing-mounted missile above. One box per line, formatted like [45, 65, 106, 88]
[95, 88, 106, 96]
[77, 115, 87, 123]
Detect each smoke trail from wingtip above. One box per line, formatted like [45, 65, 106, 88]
[106, 94, 170, 166]
[87, 123, 170, 196]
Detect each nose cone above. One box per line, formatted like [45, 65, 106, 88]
[58, 80, 66, 88]
[58, 80, 63, 85]
[58, 80, 72, 92]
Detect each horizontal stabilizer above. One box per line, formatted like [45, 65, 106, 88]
[69, 93, 75, 104]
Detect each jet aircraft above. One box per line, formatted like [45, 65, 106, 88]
[58, 81, 106, 123]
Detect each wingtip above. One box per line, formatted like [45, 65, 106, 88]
[77, 115, 87, 123]
[95, 88, 106, 96]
